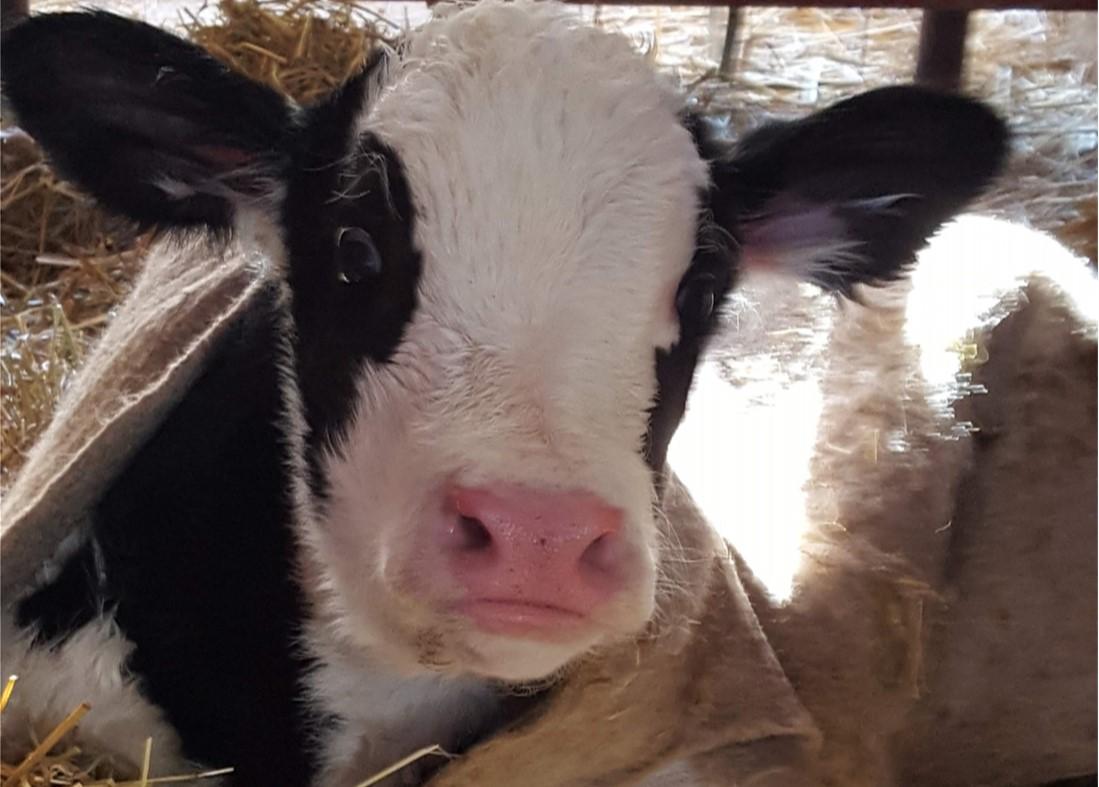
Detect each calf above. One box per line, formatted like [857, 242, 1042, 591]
[0, 2, 1006, 784]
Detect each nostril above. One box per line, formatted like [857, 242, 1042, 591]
[455, 514, 493, 551]
[579, 531, 622, 575]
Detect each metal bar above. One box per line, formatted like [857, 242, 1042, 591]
[719, 8, 742, 78]
[554, 0, 1093, 9]
[916, 9, 970, 89]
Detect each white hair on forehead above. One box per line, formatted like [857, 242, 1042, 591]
[392, 0, 676, 95]
[359, 0, 708, 347]
[324, 0, 712, 501]
[357, 2, 702, 463]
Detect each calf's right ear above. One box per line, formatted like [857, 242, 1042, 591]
[1, 11, 294, 230]
[700, 86, 1009, 297]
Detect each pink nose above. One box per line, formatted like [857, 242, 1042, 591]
[442, 484, 628, 633]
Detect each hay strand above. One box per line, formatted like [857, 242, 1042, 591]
[0, 677, 17, 713]
[2, 702, 91, 787]
[0, 678, 235, 786]
[83, 767, 237, 786]
[139, 738, 153, 787]
[182, 0, 392, 105]
[352, 745, 452, 787]
[0, 127, 150, 488]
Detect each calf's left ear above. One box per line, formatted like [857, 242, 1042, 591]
[0, 11, 294, 230]
[701, 86, 1008, 296]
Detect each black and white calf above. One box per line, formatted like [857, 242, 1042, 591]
[0, 2, 1007, 785]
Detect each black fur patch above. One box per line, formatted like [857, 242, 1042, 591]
[699, 86, 1008, 296]
[283, 112, 423, 493]
[644, 232, 736, 475]
[9, 41, 422, 782]
[15, 536, 109, 643]
[16, 285, 319, 786]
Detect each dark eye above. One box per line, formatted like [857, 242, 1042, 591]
[336, 226, 382, 284]
[675, 272, 718, 331]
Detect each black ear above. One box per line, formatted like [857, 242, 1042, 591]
[0, 11, 294, 229]
[701, 86, 1009, 296]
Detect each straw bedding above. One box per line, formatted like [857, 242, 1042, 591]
[0, 0, 1095, 783]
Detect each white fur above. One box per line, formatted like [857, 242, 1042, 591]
[287, 4, 710, 778]
[309, 637, 499, 786]
[0, 613, 194, 780]
[304, 0, 706, 686]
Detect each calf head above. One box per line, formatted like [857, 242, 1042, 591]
[1, 1, 1006, 683]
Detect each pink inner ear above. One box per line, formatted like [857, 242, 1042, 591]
[191, 144, 255, 168]
[738, 200, 847, 275]
[739, 248, 780, 271]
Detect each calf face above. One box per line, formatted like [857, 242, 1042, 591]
[1, 1, 1006, 683]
